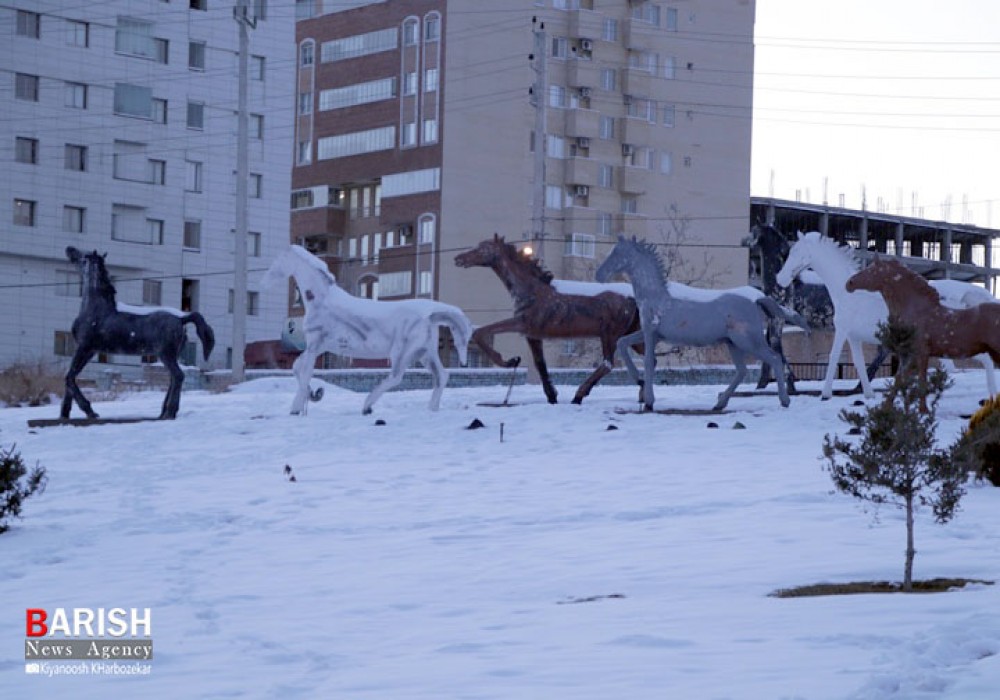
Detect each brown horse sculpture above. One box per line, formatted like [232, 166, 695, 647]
[846, 258, 1000, 402]
[454, 234, 639, 404]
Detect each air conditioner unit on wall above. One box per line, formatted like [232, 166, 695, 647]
[622, 144, 634, 157]
[574, 185, 590, 197]
[580, 39, 593, 52]
[578, 86, 591, 98]
[576, 136, 591, 148]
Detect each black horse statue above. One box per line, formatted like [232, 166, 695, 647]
[61, 247, 215, 420]
[744, 223, 886, 388]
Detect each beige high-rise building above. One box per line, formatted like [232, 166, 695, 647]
[292, 0, 756, 366]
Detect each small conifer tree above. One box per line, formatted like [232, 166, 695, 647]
[822, 319, 966, 591]
[0, 442, 47, 535]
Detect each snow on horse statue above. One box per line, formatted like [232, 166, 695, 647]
[847, 258, 1000, 402]
[61, 247, 215, 420]
[595, 235, 790, 412]
[263, 245, 473, 415]
[777, 231, 997, 400]
[454, 234, 640, 404]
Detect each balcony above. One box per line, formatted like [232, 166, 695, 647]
[618, 166, 650, 195]
[565, 158, 599, 188]
[569, 9, 603, 40]
[621, 68, 651, 97]
[291, 205, 346, 236]
[623, 17, 658, 51]
[567, 58, 599, 89]
[620, 116, 651, 145]
[565, 108, 600, 139]
[562, 206, 597, 236]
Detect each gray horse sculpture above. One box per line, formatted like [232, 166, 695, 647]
[595, 236, 790, 411]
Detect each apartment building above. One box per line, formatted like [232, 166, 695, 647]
[1, 1, 293, 372]
[292, 0, 756, 365]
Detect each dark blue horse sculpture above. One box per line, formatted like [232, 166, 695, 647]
[61, 247, 215, 420]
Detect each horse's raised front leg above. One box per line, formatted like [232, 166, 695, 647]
[290, 345, 319, 415]
[526, 337, 556, 404]
[820, 329, 849, 400]
[159, 355, 185, 419]
[716, 343, 748, 411]
[615, 330, 645, 391]
[61, 348, 98, 419]
[470, 318, 524, 368]
[846, 337, 875, 399]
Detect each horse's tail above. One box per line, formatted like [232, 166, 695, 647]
[430, 308, 473, 366]
[182, 312, 216, 360]
[755, 297, 810, 334]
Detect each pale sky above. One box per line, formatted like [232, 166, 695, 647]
[751, 0, 1000, 228]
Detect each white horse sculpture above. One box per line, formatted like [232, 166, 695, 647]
[263, 245, 473, 414]
[776, 231, 997, 399]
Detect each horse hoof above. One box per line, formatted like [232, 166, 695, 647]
[507, 357, 522, 368]
[780, 399, 790, 408]
[571, 397, 583, 405]
[362, 407, 373, 415]
[309, 387, 324, 402]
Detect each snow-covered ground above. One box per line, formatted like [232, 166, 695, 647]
[1, 371, 999, 699]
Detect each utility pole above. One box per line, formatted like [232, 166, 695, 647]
[232, 0, 255, 382]
[529, 17, 548, 261]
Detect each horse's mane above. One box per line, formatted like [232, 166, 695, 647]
[878, 259, 942, 305]
[799, 231, 861, 273]
[498, 238, 554, 284]
[290, 245, 336, 285]
[89, 253, 117, 302]
[630, 238, 669, 283]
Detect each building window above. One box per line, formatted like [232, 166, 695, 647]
[546, 135, 565, 159]
[298, 91, 313, 115]
[189, 41, 206, 70]
[321, 27, 398, 62]
[401, 122, 417, 148]
[113, 140, 146, 180]
[154, 37, 169, 64]
[565, 233, 596, 258]
[67, 20, 89, 47]
[403, 19, 418, 46]
[148, 219, 164, 245]
[187, 101, 205, 129]
[660, 152, 673, 175]
[14, 199, 36, 227]
[17, 10, 41, 38]
[297, 141, 312, 165]
[403, 72, 417, 96]
[55, 271, 82, 298]
[664, 56, 676, 80]
[54, 331, 77, 357]
[666, 8, 679, 31]
[15, 74, 39, 102]
[551, 37, 568, 59]
[300, 42, 314, 66]
[114, 83, 152, 118]
[250, 173, 262, 199]
[422, 118, 438, 144]
[65, 144, 87, 172]
[598, 164, 613, 188]
[598, 212, 613, 236]
[663, 103, 676, 127]
[65, 82, 87, 109]
[115, 17, 155, 58]
[186, 160, 202, 192]
[251, 55, 265, 81]
[419, 215, 435, 244]
[602, 18, 618, 42]
[379, 271, 412, 298]
[424, 14, 440, 42]
[143, 279, 162, 306]
[190, 0, 207, 10]
[599, 116, 614, 140]
[424, 68, 438, 92]
[317, 125, 395, 160]
[248, 231, 262, 257]
[548, 85, 567, 108]
[152, 98, 168, 124]
[184, 220, 201, 249]
[15, 137, 38, 164]
[419, 271, 433, 296]
[545, 185, 564, 210]
[149, 159, 166, 185]
[600, 68, 616, 91]
[319, 77, 397, 111]
[228, 290, 259, 316]
[252, 0, 267, 22]
[291, 190, 314, 209]
[63, 206, 86, 233]
[621, 196, 638, 214]
[251, 113, 264, 139]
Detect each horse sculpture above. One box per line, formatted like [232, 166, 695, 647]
[454, 234, 639, 404]
[61, 247, 215, 420]
[263, 245, 473, 415]
[595, 236, 789, 411]
[847, 258, 1000, 406]
[777, 231, 997, 400]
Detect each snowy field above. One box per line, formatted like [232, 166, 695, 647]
[1, 370, 999, 699]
